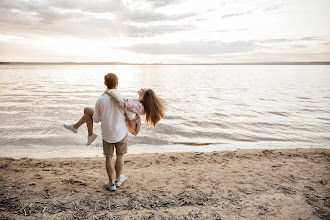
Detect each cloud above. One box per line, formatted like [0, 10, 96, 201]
[120, 10, 197, 22]
[0, 1, 84, 24]
[125, 24, 195, 37]
[263, 3, 283, 12]
[300, 37, 319, 41]
[222, 9, 255, 18]
[0, 0, 197, 39]
[1, 0, 328, 63]
[214, 28, 248, 32]
[126, 36, 327, 56]
[0, 0, 125, 14]
[262, 38, 293, 43]
[0, 0, 197, 24]
[258, 37, 321, 44]
[222, 2, 283, 19]
[126, 40, 257, 55]
[144, 0, 181, 8]
[291, 45, 307, 48]
[0, 16, 193, 40]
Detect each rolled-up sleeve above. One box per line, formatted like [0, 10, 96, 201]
[93, 100, 101, 123]
[125, 110, 136, 121]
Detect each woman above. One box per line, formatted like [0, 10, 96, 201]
[63, 89, 166, 145]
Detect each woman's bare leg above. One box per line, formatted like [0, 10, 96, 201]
[74, 116, 85, 129]
[74, 107, 94, 136]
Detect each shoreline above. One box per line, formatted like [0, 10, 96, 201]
[1, 62, 330, 65]
[1, 143, 328, 159]
[0, 148, 329, 219]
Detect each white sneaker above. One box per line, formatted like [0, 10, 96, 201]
[115, 174, 126, 187]
[87, 133, 98, 146]
[104, 181, 116, 191]
[63, 123, 78, 133]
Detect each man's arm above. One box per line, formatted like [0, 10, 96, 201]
[93, 99, 101, 123]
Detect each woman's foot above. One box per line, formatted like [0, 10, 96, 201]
[63, 123, 78, 133]
[87, 133, 98, 145]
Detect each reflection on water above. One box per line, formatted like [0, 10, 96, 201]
[0, 65, 329, 158]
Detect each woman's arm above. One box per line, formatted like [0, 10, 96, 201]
[107, 89, 144, 115]
[107, 89, 124, 103]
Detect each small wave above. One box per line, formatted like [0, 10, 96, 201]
[172, 142, 226, 146]
[129, 135, 171, 146]
[164, 115, 184, 120]
[231, 113, 257, 118]
[212, 112, 228, 117]
[245, 122, 318, 132]
[0, 110, 29, 115]
[318, 117, 330, 121]
[186, 120, 231, 129]
[234, 103, 249, 107]
[250, 110, 264, 114]
[1, 99, 32, 103]
[299, 108, 316, 112]
[268, 111, 288, 117]
[0, 135, 81, 147]
[318, 109, 330, 113]
[297, 97, 311, 100]
[208, 96, 220, 100]
[259, 98, 276, 101]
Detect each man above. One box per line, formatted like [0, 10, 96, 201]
[93, 73, 136, 191]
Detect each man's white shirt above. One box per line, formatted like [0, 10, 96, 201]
[93, 89, 136, 143]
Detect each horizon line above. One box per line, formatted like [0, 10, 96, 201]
[1, 61, 330, 65]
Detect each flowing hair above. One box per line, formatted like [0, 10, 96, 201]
[139, 89, 166, 127]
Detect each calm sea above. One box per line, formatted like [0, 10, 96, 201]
[0, 65, 329, 158]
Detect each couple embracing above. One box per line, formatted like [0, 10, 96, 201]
[64, 73, 166, 191]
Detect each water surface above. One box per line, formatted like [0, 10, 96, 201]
[0, 65, 329, 158]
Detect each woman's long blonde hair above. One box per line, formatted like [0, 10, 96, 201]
[139, 89, 166, 127]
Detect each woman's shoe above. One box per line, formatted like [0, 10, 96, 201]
[63, 123, 78, 133]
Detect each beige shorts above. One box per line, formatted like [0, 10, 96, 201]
[103, 134, 128, 157]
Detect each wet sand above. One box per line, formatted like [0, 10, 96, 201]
[0, 148, 329, 219]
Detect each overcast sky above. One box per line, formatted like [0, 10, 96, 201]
[0, 0, 329, 63]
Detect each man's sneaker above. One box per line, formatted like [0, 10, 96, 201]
[104, 181, 116, 191]
[63, 123, 78, 133]
[115, 174, 126, 187]
[87, 133, 98, 146]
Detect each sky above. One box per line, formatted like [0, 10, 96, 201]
[0, 0, 329, 64]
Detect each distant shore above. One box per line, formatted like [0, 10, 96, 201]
[0, 148, 329, 219]
[1, 61, 330, 65]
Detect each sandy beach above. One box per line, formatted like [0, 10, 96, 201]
[0, 148, 329, 219]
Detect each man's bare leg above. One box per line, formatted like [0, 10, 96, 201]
[115, 155, 124, 181]
[106, 156, 115, 184]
